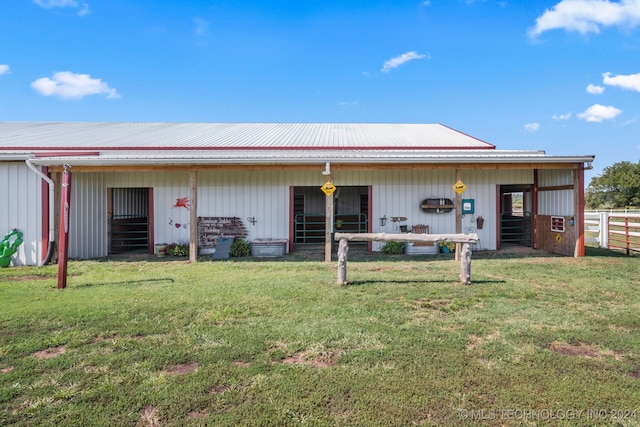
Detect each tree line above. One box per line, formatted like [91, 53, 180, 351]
[585, 161, 640, 209]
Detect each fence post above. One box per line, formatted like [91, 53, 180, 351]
[599, 212, 609, 248]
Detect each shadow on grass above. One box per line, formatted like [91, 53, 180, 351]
[343, 278, 506, 286]
[585, 246, 638, 257]
[72, 278, 175, 288]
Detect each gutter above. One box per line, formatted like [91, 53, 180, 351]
[25, 159, 55, 266]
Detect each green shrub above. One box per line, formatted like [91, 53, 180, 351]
[381, 241, 405, 255]
[230, 238, 251, 257]
[167, 242, 189, 257]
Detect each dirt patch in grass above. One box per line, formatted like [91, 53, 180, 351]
[164, 362, 198, 375]
[628, 366, 640, 379]
[233, 361, 251, 367]
[549, 342, 600, 358]
[467, 331, 502, 351]
[137, 405, 159, 427]
[33, 345, 66, 359]
[209, 384, 230, 394]
[1, 366, 14, 374]
[282, 349, 342, 368]
[187, 410, 207, 419]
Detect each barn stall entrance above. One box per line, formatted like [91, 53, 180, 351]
[292, 186, 369, 247]
[108, 188, 153, 254]
[499, 184, 533, 247]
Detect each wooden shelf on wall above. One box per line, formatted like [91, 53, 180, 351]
[420, 198, 454, 214]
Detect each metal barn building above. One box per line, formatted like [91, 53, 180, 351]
[0, 122, 594, 266]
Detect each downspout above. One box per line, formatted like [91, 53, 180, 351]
[25, 159, 55, 266]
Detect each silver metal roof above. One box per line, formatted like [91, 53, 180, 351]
[0, 122, 594, 167]
[0, 122, 494, 150]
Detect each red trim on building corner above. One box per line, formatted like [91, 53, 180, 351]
[577, 166, 585, 257]
[533, 170, 539, 249]
[367, 185, 373, 252]
[148, 188, 155, 254]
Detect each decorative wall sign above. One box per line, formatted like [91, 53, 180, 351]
[321, 181, 336, 195]
[198, 217, 248, 249]
[453, 180, 466, 194]
[551, 216, 565, 233]
[462, 199, 475, 214]
[173, 197, 190, 210]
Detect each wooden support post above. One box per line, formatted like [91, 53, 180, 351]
[325, 192, 333, 262]
[337, 238, 349, 285]
[455, 169, 463, 261]
[189, 170, 198, 263]
[459, 243, 472, 285]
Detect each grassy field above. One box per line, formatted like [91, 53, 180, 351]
[1, 248, 639, 426]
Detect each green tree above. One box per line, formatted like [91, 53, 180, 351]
[585, 161, 640, 209]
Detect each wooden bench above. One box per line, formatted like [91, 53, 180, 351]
[334, 232, 479, 285]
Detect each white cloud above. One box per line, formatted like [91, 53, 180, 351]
[78, 3, 90, 16]
[381, 51, 428, 73]
[34, 0, 78, 8]
[603, 71, 640, 91]
[577, 104, 622, 122]
[338, 101, 359, 106]
[0, 64, 9, 76]
[31, 71, 120, 100]
[586, 83, 605, 94]
[193, 17, 209, 36]
[34, 0, 90, 16]
[524, 122, 540, 132]
[552, 112, 572, 120]
[529, 0, 640, 38]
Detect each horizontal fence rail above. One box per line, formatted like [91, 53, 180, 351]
[584, 211, 640, 255]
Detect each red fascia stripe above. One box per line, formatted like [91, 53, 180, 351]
[34, 151, 101, 157]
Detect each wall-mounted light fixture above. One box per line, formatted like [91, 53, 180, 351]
[379, 215, 387, 226]
[246, 217, 257, 226]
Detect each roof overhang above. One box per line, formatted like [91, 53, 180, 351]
[22, 149, 595, 170]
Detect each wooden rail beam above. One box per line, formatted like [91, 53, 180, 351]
[334, 233, 477, 285]
[334, 232, 478, 244]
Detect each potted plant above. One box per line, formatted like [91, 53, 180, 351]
[439, 242, 456, 253]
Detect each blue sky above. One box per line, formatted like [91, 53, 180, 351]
[2, 0, 640, 182]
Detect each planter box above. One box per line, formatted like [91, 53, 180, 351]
[405, 242, 439, 255]
[251, 239, 287, 257]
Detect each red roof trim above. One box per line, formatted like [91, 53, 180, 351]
[34, 151, 101, 157]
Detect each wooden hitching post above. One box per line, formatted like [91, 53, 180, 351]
[337, 238, 349, 285]
[459, 243, 472, 285]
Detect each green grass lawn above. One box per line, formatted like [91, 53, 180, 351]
[1, 248, 639, 426]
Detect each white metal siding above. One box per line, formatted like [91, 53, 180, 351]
[0, 162, 42, 266]
[64, 167, 542, 258]
[69, 173, 107, 260]
[538, 169, 575, 216]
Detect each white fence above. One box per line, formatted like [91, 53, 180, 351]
[584, 210, 640, 253]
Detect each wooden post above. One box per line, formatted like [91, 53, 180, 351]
[459, 243, 472, 285]
[337, 238, 349, 285]
[189, 170, 198, 263]
[57, 165, 72, 289]
[455, 169, 462, 261]
[325, 192, 333, 262]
